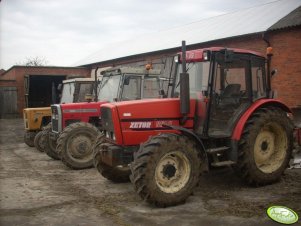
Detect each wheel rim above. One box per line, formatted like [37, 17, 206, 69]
[155, 151, 191, 194]
[254, 122, 287, 173]
[67, 131, 94, 162]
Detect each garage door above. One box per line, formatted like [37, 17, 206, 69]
[0, 87, 18, 118]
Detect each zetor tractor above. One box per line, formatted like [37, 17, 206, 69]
[94, 41, 297, 207]
[23, 77, 95, 148]
[49, 66, 166, 169]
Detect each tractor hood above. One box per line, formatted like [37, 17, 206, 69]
[107, 98, 196, 121]
[60, 101, 108, 113]
[101, 98, 197, 146]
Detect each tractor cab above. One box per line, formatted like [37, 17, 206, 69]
[176, 47, 268, 138]
[97, 66, 163, 102]
[60, 77, 95, 104]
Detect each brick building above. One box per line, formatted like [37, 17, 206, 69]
[78, 0, 301, 110]
[0, 66, 90, 118]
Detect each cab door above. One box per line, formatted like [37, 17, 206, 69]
[207, 53, 251, 138]
[207, 53, 267, 138]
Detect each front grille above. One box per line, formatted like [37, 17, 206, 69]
[51, 105, 61, 133]
[23, 110, 28, 129]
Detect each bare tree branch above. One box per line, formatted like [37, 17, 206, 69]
[16, 56, 48, 66]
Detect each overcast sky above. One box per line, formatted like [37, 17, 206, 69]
[0, 0, 274, 70]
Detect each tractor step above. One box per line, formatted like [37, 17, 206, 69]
[206, 146, 230, 154]
[211, 160, 235, 167]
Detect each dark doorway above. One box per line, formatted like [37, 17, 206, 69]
[25, 75, 66, 108]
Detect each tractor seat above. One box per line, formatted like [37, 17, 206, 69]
[219, 84, 241, 106]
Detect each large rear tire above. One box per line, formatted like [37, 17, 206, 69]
[57, 122, 100, 170]
[34, 130, 45, 152]
[24, 131, 36, 147]
[42, 123, 60, 160]
[130, 133, 202, 207]
[235, 107, 293, 185]
[93, 135, 131, 183]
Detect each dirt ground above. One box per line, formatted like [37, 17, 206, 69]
[0, 119, 300, 226]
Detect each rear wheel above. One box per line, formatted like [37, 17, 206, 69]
[24, 131, 36, 147]
[34, 130, 44, 152]
[131, 133, 202, 207]
[235, 108, 293, 185]
[42, 123, 60, 160]
[57, 122, 100, 170]
[93, 135, 130, 183]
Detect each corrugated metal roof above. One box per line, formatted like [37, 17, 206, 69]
[269, 6, 301, 30]
[76, 0, 301, 66]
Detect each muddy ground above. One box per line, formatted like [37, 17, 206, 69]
[0, 119, 300, 226]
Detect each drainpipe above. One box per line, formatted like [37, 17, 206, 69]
[94, 67, 100, 101]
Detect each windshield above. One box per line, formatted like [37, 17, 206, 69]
[121, 75, 160, 100]
[143, 77, 160, 98]
[176, 62, 210, 98]
[121, 75, 142, 100]
[77, 83, 93, 102]
[98, 75, 121, 102]
[60, 82, 75, 103]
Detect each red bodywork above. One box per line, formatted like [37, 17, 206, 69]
[103, 98, 292, 146]
[102, 98, 196, 146]
[60, 101, 107, 129]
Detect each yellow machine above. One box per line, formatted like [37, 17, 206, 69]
[23, 107, 51, 146]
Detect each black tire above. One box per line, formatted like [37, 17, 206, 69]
[235, 107, 293, 185]
[42, 123, 60, 160]
[130, 133, 203, 207]
[57, 122, 100, 170]
[24, 131, 36, 147]
[34, 130, 45, 152]
[93, 135, 131, 183]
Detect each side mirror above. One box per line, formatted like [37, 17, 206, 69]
[124, 77, 130, 85]
[202, 90, 208, 97]
[159, 89, 166, 97]
[271, 69, 278, 77]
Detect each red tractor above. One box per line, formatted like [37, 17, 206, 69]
[94, 41, 297, 207]
[49, 66, 169, 169]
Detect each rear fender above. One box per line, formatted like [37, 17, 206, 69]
[231, 99, 291, 141]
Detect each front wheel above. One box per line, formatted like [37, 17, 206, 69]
[57, 122, 100, 170]
[24, 131, 36, 147]
[130, 133, 203, 207]
[34, 130, 44, 152]
[235, 107, 293, 185]
[93, 135, 130, 183]
[42, 123, 60, 160]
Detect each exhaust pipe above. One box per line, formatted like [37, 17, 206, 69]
[94, 67, 100, 102]
[180, 40, 190, 115]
